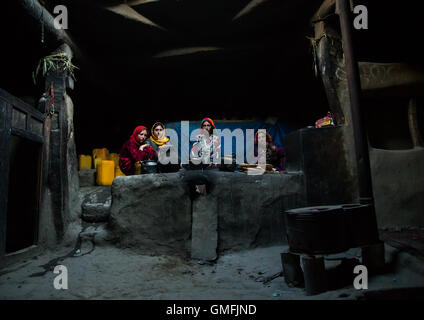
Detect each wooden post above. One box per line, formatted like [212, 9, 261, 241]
[0, 100, 12, 256]
[281, 250, 305, 287]
[302, 255, 328, 295]
[361, 240, 385, 273]
[408, 97, 424, 148]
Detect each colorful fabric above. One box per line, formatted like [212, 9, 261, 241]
[130, 125, 148, 147]
[149, 122, 170, 149]
[191, 133, 221, 165]
[119, 126, 157, 175]
[201, 117, 215, 129]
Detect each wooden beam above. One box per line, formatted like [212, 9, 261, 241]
[0, 89, 44, 122]
[358, 62, 424, 92]
[19, 0, 82, 59]
[310, 0, 336, 24]
[232, 0, 268, 21]
[127, 0, 159, 6]
[153, 47, 223, 58]
[106, 3, 166, 30]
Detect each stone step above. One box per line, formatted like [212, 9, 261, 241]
[80, 186, 112, 223]
[79, 169, 96, 187]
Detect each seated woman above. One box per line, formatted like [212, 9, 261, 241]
[254, 130, 286, 171]
[119, 125, 157, 175]
[190, 117, 221, 169]
[147, 122, 180, 172]
[146, 122, 170, 152]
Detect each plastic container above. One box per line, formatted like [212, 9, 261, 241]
[94, 157, 103, 169]
[109, 153, 119, 167]
[114, 165, 126, 177]
[78, 155, 92, 170]
[96, 160, 115, 186]
[134, 162, 141, 175]
[92, 148, 109, 168]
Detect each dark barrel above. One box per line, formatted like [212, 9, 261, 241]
[284, 205, 350, 254]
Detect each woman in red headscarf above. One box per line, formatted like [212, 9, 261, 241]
[119, 125, 157, 175]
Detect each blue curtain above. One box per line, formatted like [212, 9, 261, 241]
[164, 121, 294, 162]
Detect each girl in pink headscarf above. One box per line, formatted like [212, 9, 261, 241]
[119, 125, 157, 175]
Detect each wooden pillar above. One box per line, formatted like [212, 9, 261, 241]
[361, 240, 385, 273]
[408, 97, 424, 148]
[302, 255, 328, 295]
[0, 100, 12, 256]
[281, 250, 304, 287]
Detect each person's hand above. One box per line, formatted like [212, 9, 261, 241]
[139, 144, 148, 151]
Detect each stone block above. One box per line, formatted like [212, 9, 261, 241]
[191, 195, 218, 261]
[81, 186, 111, 222]
[79, 169, 96, 187]
[109, 173, 192, 255]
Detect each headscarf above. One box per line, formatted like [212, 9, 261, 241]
[201, 117, 215, 129]
[149, 122, 170, 148]
[254, 131, 273, 145]
[130, 125, 148, 147]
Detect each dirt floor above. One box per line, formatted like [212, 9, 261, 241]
[1, 233, 424, 300]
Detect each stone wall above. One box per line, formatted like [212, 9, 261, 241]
[109, 171, 304, 256]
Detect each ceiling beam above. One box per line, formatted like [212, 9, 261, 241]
[153, 47, 223, 58]
[106, 3, 166, 30]
[232, 0, 268, 21]
[127, 0, 159, 5]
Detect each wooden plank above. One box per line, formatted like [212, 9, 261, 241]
[310, 0, 336, 24]
[0, 101, 12, 256]
[11, 128, 44, 144]
[0, 88, 44, 122]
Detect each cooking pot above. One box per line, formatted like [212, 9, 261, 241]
[141, 160, 157, 174]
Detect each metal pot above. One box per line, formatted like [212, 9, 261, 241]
[141, 160, 157, 174]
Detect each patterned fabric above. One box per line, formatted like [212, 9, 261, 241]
[191, 133, 221, 165]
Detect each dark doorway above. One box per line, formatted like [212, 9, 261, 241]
[6, 135, 42, 253]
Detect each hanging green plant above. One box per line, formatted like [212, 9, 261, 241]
[33, 52, 78, 84]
